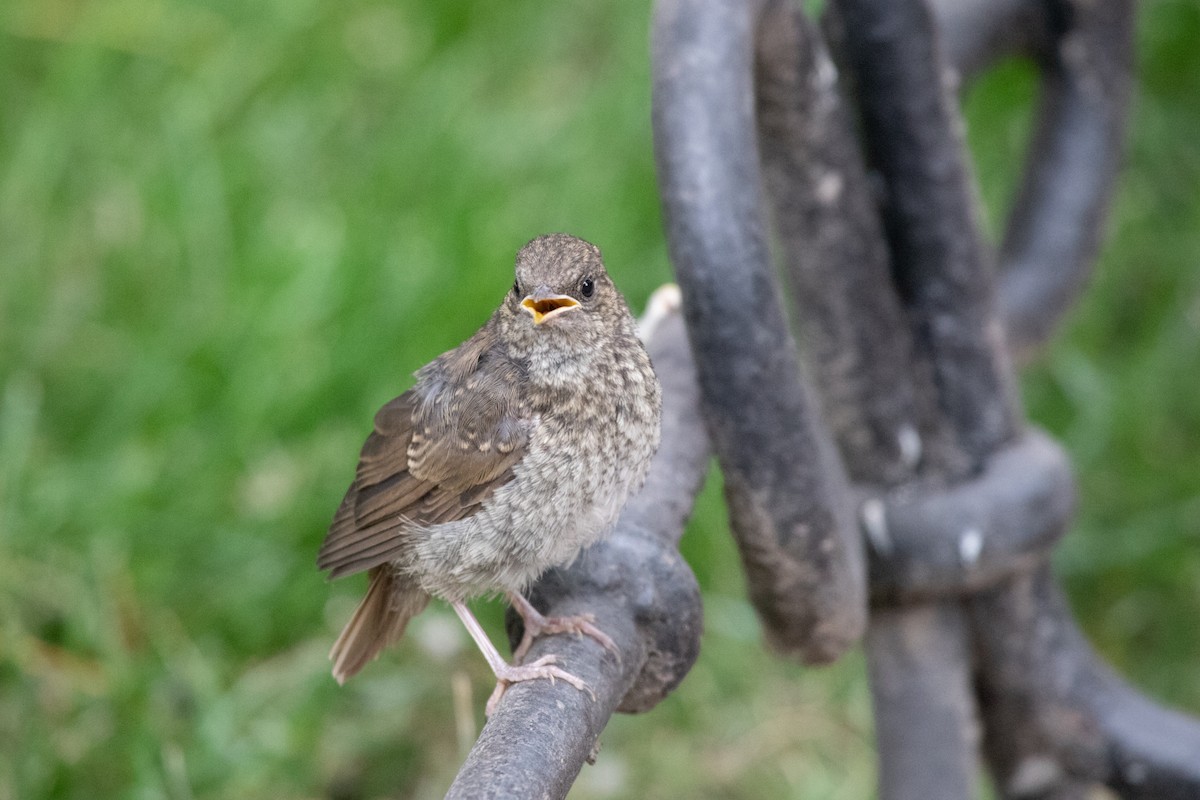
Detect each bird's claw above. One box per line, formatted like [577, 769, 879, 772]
[511, 604, 621, 665]
[485, 655, 595, 716]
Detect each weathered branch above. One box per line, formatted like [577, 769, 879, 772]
[833, 0, 1021, 469]
[864, 430, 1075, 604]
[754, 0, 957, 487]
[830, 6, 1023, 799]
[866, 605, 979, 799]
[758, 3, 980, 797]
[829, 1, 1200, 798]
[447, 289, 707, 799]
[927, 0, 1052, 82]
[826, 1, 1067, 798]
[652, 0, 866, 665]
[971, 567, 1200, 799]
[929, 0, 1135, 361]
[996, 0, 1135, 360]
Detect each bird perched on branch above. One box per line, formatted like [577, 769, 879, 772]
[318, 233, 662, 714]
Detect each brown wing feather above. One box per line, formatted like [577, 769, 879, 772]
[319, 517, 409, 578]
[407, 341, 529, 490]
[329, 567, 429, 683]
[353, 468, 431, 527]
[354, 395, 415, 486]
[317, 322, 530, 580]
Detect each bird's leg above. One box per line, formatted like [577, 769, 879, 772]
[506, 591, 619, 665]
[451, 601, 593, 716]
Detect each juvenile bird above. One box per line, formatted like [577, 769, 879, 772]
[318, 234, 662, 714]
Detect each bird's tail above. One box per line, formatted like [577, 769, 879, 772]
[330, 567, 429, 684]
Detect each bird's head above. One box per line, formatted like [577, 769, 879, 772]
[504, 234, 625, 341]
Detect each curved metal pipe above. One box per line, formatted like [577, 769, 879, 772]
[652, 0, 866, 665]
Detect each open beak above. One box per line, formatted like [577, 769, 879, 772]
[521, 293, 580, 325]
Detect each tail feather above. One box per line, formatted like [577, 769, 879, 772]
[330, 567, 429, 684]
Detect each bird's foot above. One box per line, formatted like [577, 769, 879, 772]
[485, 654, 594, 716]
[508, 592, 619, 664]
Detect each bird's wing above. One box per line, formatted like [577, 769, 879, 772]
[317, 328, 531, 579]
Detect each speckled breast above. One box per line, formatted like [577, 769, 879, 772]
[407, 350, 661, 602]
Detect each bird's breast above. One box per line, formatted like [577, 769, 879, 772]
[407, 361, 659, 602]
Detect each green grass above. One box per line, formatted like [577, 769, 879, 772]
[2, 1, 1198, 797]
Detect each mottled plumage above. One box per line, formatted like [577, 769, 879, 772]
[318, 234, 662, 709]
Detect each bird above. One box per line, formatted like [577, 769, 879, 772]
[317, 233, 662, 714]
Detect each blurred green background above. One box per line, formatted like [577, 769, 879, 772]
[2, 0, 1197, 797]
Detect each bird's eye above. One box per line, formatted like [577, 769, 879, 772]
[580, 277, 595, 299]
[512, 279, 521, 297]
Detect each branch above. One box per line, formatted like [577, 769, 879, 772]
[971, 567, 1200, 799]
[926, 0, 1135, 360]
[652, 0, 866, 665]
[866, 605, 979, 799]
[447, 288, 708, 799]
[754, 0, 960, 487]
[927, 0, 1053, 82]
[864, 430, 1076, 604]
[831, 2, 1200, 797]
[832, 0, 1020, 469]
[825, 2, 1069, 798]
[996, 0, 1135, 359]
[758, 4, 981, 797]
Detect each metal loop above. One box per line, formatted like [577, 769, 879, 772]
[653, 0, 867, 665]
[929, 0, 1137, 360]
[861, 428, 1077, 603]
